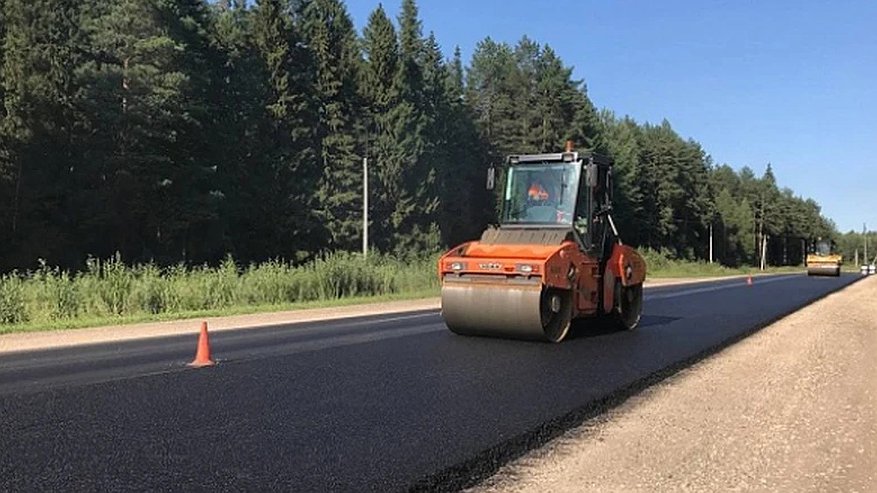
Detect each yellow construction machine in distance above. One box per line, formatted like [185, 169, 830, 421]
[805, 239, 842, 276]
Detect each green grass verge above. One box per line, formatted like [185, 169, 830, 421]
[0, 249, 809, 336]
[0, 252, 439, 335]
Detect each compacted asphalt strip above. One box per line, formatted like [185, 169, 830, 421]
[0, 273, 862, 491]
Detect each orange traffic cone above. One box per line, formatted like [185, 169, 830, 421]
[189, 321, 216, 367]
[746, 275, 753, 286]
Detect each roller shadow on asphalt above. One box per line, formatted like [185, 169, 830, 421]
[567, 314, 682, 340]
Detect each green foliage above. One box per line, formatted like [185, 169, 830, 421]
[302, 0, 364, 251]
[361, 3, 438, 253]
[0, 0, 837, 276]
[0, 273, 26, 324]
[599, 113, 832, 267]
[835, 230, 877, 265]
[251, 0, 323, 259]
[0, 253, 440, 330]
[639, 248, 787, 278]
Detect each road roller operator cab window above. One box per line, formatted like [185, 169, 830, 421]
[502, 162, 580, 225]
[813, 239, 832, 256]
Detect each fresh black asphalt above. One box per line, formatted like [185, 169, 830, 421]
[0, 273, 861, 491]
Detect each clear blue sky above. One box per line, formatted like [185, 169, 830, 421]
[347, 0, 876, 233]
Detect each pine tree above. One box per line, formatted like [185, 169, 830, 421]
[675, 140, 713, 259]
[714, 187, 754, 265]
[600, 111, 644, 245]
[302, 0, 363, 252]
[567, 84, 604, 153]
[466, 38, 518, 158]
[510, 36, 541, 152]
[754, 163, 782, 266]
[77, 0, 218, 264]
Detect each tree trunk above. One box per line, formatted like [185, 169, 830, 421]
[11, 158, 23, 238]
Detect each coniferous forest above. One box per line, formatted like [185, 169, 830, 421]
[0, 0, 837, 274]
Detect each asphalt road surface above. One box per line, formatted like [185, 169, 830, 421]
[0, 273, 861, 492]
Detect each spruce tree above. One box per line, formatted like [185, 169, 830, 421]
[362, 4, 436, 253]
[393, 0, 437, 252]
[160, 0, 223, 263]
[435, 46, 491, 245]
[421, 33, 451, 240]
[210, 0, 270, 261]
[302, 0, 363, 252]
[252, 0, 322, 260]
[361, 5, 400, 252]
[466, 38, 518, 158]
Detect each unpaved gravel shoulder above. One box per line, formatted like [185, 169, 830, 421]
[474, 276, 877, 493]
[0, 274, 770, 354]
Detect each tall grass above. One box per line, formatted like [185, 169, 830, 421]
[0, 252, 440, 331]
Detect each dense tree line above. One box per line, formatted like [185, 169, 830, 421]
[837, 230, 877, 265]
[599, 113, 835, 267]
[0, 0, 836, 272]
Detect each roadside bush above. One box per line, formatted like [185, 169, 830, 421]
[27, 262, 81, 321]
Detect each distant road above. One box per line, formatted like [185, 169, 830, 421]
[0, 273, 861, 491]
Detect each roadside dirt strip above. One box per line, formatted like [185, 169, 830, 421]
[0, 275, 758, 354]
[474, 275, 876, 493]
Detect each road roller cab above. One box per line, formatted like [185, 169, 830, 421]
[439, 148, 647, 342]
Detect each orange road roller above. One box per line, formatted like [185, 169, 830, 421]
[438, 147, 646, 342]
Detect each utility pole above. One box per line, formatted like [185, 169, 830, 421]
[865, 223, 869, 267]
[709, 222, 714, 264]
[801, 238, 806, 266]
[363, 157, 369, 258]
[761, 234, 768, 271]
